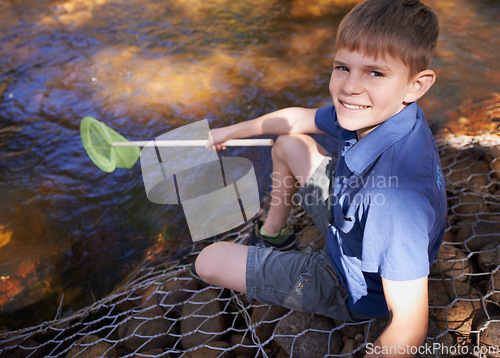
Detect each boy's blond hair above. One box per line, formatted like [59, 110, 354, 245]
[336, 0, 439, 79]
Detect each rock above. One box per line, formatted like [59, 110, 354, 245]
[456, 220, 500, 252]
[477, 243, 500, 273]
[441, 229, 457, 244]
[415, 318, 454, 358]
[478, 318, 500, 346]
[274, 311, 343, 356]
[250, 304, 289, 343]
[180, 288, 226, 349]
[141, 284, 164, 316]
[451, 193, 490, 216]
[492, 159, 500, 180]
[229, 334, 258, 357]
[118, 314, 176, 353]
[448, 159, 490, 191]
[182, 341, 231, 358]
[5, 338, 46, 358]
[274, 349, 289, 358]
[430, 244, 471, 282]
[354, 333, 365, 343]
[66, 335, 118, 358]
[339, 322, 366, 339]
[366, 316, 389, 344]
[488, 271, 500, 303]
[340, 338, 356, 355]
[468, 161, 491, 192]
[160, 278, 199, 314]
[428, 280, 482, 332]
[133, 349, 166, 358]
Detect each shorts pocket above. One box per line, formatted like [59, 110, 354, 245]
[283, 255, 349, 319]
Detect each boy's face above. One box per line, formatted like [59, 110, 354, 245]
[329, 48, 414, 139]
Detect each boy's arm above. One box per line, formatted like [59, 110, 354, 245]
[366, 277, 428, 358]
[209, 107, 322, 148]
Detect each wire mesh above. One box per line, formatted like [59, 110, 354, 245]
[0, 134, 498, 358]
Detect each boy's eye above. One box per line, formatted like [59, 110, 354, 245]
[369, 71, 384, 77]
[334, 65, 349, 72]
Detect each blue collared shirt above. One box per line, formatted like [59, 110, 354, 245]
[315, 102, 447, 317]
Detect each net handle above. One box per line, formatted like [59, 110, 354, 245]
[111, 139, 274, 147]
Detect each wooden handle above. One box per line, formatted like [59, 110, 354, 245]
[111, 139, 274, 147]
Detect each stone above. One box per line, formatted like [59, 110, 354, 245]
[468, 161, 491, 192]
[366, 316, 389, 344]
[441, 229, 457, 244]
[492, 159, 500, 180]
[430, 244, 471, 282]
[415, 318, 454, 358]
[456, 220, 500, 252]
[118, 314, 176, 353]
[448, 159, 490, 191]
[180, 288, 226, 349]
[160, 278, 199, 314]
[133, 349, 167, 358]
[339, 338, 356, 355]
[6, 338, 46, 358]
[477, 243, 500, 273]
[488, 271, 500, 303]
[250, 304, 289, 343]
[141, 284, 164, 316]
[274, 311, 343, 356]
[451, 193, 490, 216]
[66, 335, 118, 358]
[229, 334, 258, 357]
[354, 333, 365, 343]
[428, 280, 482, 332]
[182, 341, 231, 358]
[478, 319, 500, 347]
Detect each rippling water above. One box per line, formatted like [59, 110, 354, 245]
[0, 0, 498, 328]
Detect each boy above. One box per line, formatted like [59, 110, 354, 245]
[194, 0, 447, 355]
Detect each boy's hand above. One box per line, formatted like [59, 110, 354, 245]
[365, 277, 428, 358]
[206, 127, 232, 151]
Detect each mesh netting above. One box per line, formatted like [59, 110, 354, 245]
[1, 134, 499, 358]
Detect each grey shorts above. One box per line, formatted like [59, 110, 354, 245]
[246, 246, 370, 322]
[245, 156, 371, 322]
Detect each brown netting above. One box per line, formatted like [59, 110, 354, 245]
[0, 133, 499, 358]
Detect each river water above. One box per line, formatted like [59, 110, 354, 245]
[0, 0, 498, 328]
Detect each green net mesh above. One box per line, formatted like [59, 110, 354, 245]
[80, 116, 140, 173]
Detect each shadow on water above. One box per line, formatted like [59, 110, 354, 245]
[0, 0, 498, 329]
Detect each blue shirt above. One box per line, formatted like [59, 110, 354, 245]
[315, 102, 447, 317]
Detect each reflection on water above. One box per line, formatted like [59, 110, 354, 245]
[0, 0, 498, 328]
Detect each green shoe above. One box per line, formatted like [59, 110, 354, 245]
[248, 220, 297, 251]
[189, 264, 206, 284]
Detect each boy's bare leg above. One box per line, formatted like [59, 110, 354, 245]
[195, 134, 327, 291]
[262, 134, 328, 234]
[195, 241, 249, 292]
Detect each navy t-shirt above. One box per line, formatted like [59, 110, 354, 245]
[315, 102, 447, 317]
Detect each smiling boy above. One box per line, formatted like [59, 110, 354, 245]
[194, 0, 447, 356]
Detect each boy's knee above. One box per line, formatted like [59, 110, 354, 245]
[195, 242, 225, 282]
[272, 134, 307, 159]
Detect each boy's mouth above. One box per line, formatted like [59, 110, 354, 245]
[339, 100, 370, 110]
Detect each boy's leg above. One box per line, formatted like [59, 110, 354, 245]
[195, 241, 249, 293]
[263, 134, 328, 234]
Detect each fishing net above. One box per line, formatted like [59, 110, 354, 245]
[80, 116, 140, 173]
[1, 133, 499, 358]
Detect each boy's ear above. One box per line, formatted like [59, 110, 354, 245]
[403, 69, 436, 104]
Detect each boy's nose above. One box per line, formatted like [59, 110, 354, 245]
[343, 73, 364, 95]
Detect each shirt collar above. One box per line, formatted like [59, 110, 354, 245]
[340, 102, 419, 176]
